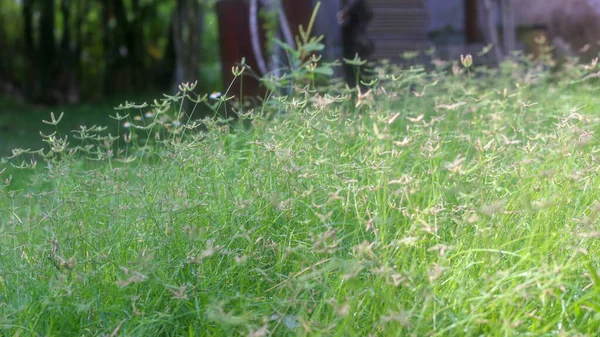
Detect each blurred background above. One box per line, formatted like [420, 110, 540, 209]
[1, 0, 599, 156]
[0, 0, 223, 106]
[1, 0, 599, 108]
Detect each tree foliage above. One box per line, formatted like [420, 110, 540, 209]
[0, 0, 220, 105]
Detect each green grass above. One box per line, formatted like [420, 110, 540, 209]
[0, 94, 159, 158]
[3, 55, 600, 336]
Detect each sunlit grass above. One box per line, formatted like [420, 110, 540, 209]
[2, 54, 600, 336]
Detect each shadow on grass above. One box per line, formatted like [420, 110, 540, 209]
[0, 93, 161, 158]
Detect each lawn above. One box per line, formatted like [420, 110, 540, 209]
[0, 94, 163, 158]
[2, 55, 600, 336]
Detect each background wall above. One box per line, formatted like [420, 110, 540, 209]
[424, 0, 600, 58]
[425, 0, 464, 33]
[514, 0, 600, 57]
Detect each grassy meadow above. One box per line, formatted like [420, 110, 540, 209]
[2, 53, 600, 336]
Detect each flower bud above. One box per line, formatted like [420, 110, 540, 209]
[460, 54, 473, 68]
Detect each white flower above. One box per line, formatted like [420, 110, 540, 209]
[134, 115, 143, 121]
[144, 112, 154, 118]
[123, 121, 132, 128]
[210, 91, 221, 100]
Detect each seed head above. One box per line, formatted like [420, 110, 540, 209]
[461, 54, 473, 68]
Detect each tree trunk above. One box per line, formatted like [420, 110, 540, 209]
[102, 0, 112, 96]
[480, 0, 503, 62]
[73, 0, 89, 100]
[501, 0, 516, 57]
[60, 0, 71, 57]
[56, 0, 80, 103]
[339, 0, 375, 87]
[22, 0, 36, 99]
[0, 16, 4, 81]
[39, 0, 57, 103]
[312, 0, 343, 77]
[172, 0, 204, 94]
[112, 0, 135, 93]
[160, 21, 176, 88]
[131, 0, 146, 88]
[102, 0, 136, 96]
